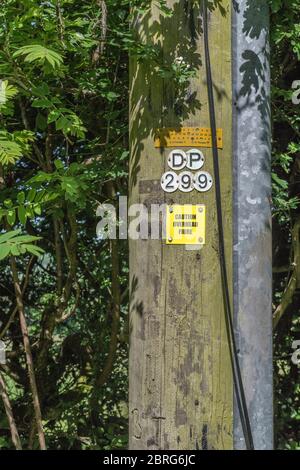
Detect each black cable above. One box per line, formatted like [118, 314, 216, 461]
[202, 1, 255, 450]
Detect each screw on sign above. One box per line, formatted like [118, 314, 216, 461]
[166, 204, 206, 245]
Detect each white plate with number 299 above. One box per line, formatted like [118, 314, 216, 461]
[161, 170, 213, 193]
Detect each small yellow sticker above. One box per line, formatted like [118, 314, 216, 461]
[154, 127, 223, 149]
[166, 205, 206, 245]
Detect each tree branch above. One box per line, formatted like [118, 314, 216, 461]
[10, 256, 46, 450]
[273, 218, 300, 329]
[0, 256, 36, 340]
[92, 0, 107, 64]
[0, 371, 22, 450]
[95, 182, 121, 388]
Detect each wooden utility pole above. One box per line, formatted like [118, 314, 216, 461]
[129, 0, 272, 450]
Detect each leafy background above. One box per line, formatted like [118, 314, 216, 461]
[271, 0, 300, 450]
[0, 0, 299, 450]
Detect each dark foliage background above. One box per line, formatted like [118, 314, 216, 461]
[271, 0, 300, 450]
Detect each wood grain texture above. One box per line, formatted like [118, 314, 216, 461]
[129, 1, 233, 450]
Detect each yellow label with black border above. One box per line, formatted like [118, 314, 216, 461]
[166, 205, 206, 245]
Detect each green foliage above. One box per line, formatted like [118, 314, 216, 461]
[0, 187, 55, 226]
[270, 0, 300, 450]
[0, 0, 130, 450]
[157, 56, 197, 91]
[0, 130, 35, 165]
[47, 108, 86, 138]
[0, 80, 18, 116]
[0, 229, 44, 259]
[0, 134, 23, 165]
[13, 45, 63, 69]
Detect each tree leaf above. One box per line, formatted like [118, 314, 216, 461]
[13, 45, 63, 69]
[0, 244, 10, 260]
[6, 209, 16, 226]
[0, 137, 23, 165]
[18, 205, 27, 225]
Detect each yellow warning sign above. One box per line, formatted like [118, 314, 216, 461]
[166, 205, 206, 245]
[154, 127, 223, 149]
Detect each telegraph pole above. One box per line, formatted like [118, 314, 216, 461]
[129, 0, 272, 450]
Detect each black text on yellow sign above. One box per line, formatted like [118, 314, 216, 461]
[166, 205, 206, 245]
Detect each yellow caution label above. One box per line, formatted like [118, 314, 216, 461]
[166, 205, 206, 245]
[154, 127, 223, 149]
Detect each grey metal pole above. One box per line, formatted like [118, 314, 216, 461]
[232, 0, 273, 450]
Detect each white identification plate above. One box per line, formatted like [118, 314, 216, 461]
[194, 171, 213, 192]
[178, 171, 194, 193]
[186, 149, 205, 170]
[167, 149, 187, 171]
[161, 171, 179, 193]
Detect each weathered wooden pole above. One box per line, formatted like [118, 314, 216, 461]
[129, 0, 272, 450]
[129, 0, 233, 450]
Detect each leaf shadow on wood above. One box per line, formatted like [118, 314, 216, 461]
[129, 0, 228, 191]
